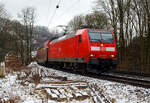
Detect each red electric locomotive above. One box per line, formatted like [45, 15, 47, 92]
[37, 28, 118, 73]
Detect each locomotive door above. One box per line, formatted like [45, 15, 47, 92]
[75, 35, 82, 57]
[75, 35, 79, 57]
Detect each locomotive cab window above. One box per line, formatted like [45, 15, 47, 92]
[101, 33, 114, 43]
[88, 31, 101, 42]
[88, 30, 114, 43]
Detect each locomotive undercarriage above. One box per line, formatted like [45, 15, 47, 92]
[87, 58, 118, 73]
[39, 58, 117, 74]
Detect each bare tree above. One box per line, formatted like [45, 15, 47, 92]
[94, 0, 150, 74]
[18, 7, 36, 65]
[68, 12, 109, 32]
[68, 15, 84, 32]
[143, 0, 150, 68]
[0, 4, 11, 62]
[84, 11, 109, 29]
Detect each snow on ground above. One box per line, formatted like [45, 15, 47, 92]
[0, 62, 150, 103]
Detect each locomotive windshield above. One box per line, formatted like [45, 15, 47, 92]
[88, 32, 101, 42]
[101, 33, 114, 43]
[88, 30, 114, 43]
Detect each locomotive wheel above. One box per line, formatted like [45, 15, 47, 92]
[82, 64, 88, 74]
[87, 64, 104, 74]
[76, 63, 87, 74]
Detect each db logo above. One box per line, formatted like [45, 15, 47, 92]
[101, 47, 106, 51]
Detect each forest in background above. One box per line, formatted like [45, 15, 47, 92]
[68, 0, 150, 74]
[0, 5, 60, 65]
[0, 0, 150, 74]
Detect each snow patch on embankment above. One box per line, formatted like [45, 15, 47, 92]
[0, 62, 149, 103]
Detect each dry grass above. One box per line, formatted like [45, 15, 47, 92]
[0, 96, 20, 103]
[111, 98, 116, 103]
[31, 74, 42, 84]
[0, 67, 5, 78]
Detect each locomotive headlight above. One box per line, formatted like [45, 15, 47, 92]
[90, 54, 96, 57]
[101, 44, 104, 47]
[110, 55, 115, 58]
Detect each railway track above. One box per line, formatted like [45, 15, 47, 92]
[41, 64, 150, 88]
[99, 72, 150, 88]
[72, 70, 150, 88]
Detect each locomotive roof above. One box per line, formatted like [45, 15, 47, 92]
[88, 29, 112, 33]
[50, 29, 112, 44]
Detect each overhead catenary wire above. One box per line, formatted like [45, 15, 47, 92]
[46, 0, 52, 24]
[56, 0, 80, 21]
[47, 0, 80, 28]
[47, 0, 61, 28]
[47, 8, 57, 27]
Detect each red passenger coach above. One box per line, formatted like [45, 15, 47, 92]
[37, 28, 118, 73]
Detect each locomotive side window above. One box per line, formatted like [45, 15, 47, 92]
[79, 35, 82, 42]
[101, 33, 114, 43]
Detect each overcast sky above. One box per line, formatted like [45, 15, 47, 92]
[1, 0, 95, 29]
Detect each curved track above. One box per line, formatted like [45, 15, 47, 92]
[99, 72, 150, 88]
[40, 63, 150, 88]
